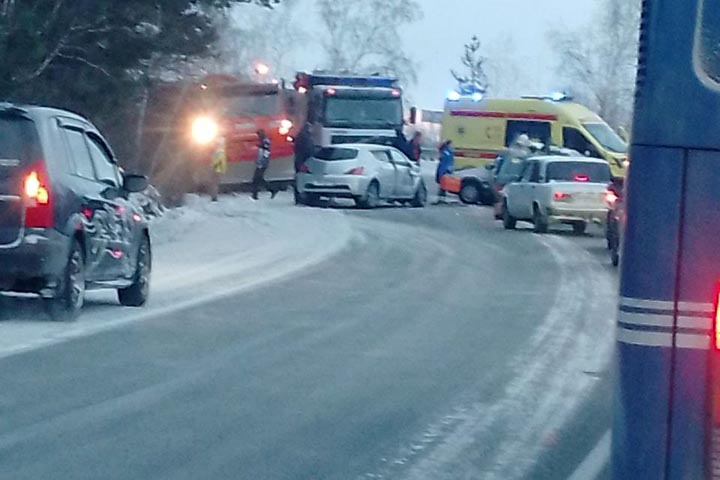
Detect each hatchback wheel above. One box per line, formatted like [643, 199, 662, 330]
[44, 239, 85, 322]
[411, 182, 427, 208]
[357, 181, 380, 209]
[459, 182, 480, 204]
[118, 235, 152, 307]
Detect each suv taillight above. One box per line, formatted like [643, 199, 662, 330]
[23, 162, 53, 228]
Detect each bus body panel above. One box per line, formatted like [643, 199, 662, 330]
[615, 0, 720, 477]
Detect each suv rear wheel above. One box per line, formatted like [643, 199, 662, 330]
[44, 239, 85, 322]
[118, 235, 152, 307]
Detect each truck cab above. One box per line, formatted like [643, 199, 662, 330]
[293, 73, 404, 148]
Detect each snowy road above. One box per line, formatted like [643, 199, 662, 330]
[0, 194, 617, 479]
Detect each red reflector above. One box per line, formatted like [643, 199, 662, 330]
[326, 88, 337, 96]
[82, 207, 93, 220]
[392, 89, 401, 97]
[346, 167, 365, 175]
[574, 174, 590, 182]
[300, 164, 310, 173]
[554, 192, 570, 200]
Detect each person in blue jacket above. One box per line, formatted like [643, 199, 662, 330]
[436, 140, 455, 201]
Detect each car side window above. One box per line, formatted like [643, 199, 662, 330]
[86, 133, 120, 188]
[529, 162, 541, 183]
[520, 161, 535, 182]
[563, 128, 601, 158]
[506, 121, 551, 146]
[372, 150, 392, 163]
[62, 127, 96, 180]
[390, 150, 409, 166]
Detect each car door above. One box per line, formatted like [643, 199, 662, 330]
[526, 161, 543, 215]
[389, 149, 414, 198]
[60, 124, 124, 282]
[370, 149, 397, 198]
[506, 160, 531, 218]
[85, 131, 137, 280]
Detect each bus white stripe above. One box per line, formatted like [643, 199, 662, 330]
[617, 327, 673, 347]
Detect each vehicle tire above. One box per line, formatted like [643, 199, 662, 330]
[118, 235, 152, 307]
[611, 246, 620, 267]
[502, 202, 517, 230]
[459, 181, 481, 204]
[533, 205, 549, 234]
[357, 181, 380, 209]
[411, 182, 427, 208]
[479, 190, 496, 206]
[44, 239, 85, 322]
[573, 221, 587, 236]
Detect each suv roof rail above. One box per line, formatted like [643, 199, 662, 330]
[0, 102, 29, 115]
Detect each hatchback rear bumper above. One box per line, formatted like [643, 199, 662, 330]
[0, 229, 70, 293]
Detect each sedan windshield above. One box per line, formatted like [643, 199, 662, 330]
[324, 98, 402, 129]
[583, 123, 628, 154]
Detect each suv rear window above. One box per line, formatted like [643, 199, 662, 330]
[314, 148, 359, 161]
[0, 116, 41, 170]
[546, 161, 611, 183]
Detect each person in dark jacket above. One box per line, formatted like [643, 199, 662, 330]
[436, 140, 455, 202]
[293, 124, 314, 204]
[408, 131, 423, 164]
[252, 129, 277, 200]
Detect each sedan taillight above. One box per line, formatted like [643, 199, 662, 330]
[23, 162, 53, 228]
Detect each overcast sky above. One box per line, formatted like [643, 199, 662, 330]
[240, 0, 596, 110]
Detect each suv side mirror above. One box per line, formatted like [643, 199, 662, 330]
[123, 174, 149, 193]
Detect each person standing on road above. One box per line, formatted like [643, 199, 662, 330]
[252, 129, 277, 201]
[436, 140, 455, 202]
[210, 136, 227, 202]
[293, 124, 314, 204]
[408, 131, 423, 164]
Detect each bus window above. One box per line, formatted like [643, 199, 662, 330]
[505, 120, 551, 146]
[698, 0, 720, 84]
[563, 127, 601, 158]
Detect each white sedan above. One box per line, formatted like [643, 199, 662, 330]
[501, 156, 611, 234]
[296, 144, 427, 208]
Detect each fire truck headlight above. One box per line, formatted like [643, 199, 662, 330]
[191, 117, 219, 145]
[279, 119, 293, 136]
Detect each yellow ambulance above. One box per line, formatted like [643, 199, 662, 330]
[440, 93, 628, 177]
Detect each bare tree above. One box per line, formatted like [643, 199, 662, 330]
[316, 0, 422, 84]
[452, 35, 488, 93]
[550, 0, 641, 128]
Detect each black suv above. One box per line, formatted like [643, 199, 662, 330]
[0, 104, 152, 320]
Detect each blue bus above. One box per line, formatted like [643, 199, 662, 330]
[613, 1, 720, 478]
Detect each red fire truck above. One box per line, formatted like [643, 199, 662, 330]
[140, 74, 297, 197]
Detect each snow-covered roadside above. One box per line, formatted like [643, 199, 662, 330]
[0, 192, 352, 359]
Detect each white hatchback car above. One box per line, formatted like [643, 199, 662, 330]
[296, 144, 427, 208]
[501, 156, 611, 234]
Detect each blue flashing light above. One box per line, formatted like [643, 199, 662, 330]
[550, 91, 569, 102]
[304, 73, 398, 89]
[471, 92, 484, 102]
[447, 90, 462, 101]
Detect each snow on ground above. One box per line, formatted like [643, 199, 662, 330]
[0, 192, 352, 359]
